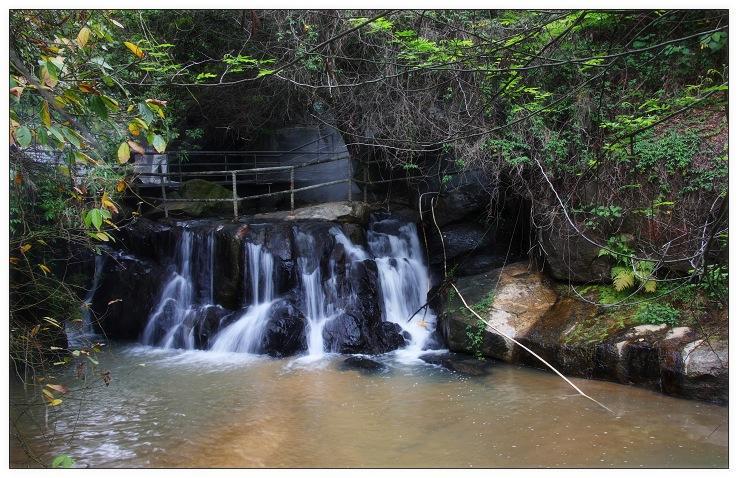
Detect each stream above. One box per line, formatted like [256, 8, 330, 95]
[10, 345, 728, 468]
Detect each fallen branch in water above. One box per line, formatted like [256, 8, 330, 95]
[449, 282, 615, 414]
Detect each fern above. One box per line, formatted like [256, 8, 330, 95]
[611, 266, 635, 291]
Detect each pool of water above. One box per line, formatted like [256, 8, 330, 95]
[10, 344, 728, 468]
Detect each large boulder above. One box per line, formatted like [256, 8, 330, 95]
[537, 216, 611, 283]
[426, 222, 494, 266]
[91, 253, 168, 340]
[166, 179, 232, 217]
[261, 299, 307, 357]
[442, 262, 558, 361]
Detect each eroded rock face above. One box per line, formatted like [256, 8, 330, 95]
[537, 216, 611, 284]
[91, 253, 168, 340]
[439, 261, 729, 403]
[442, 263, 558, 362]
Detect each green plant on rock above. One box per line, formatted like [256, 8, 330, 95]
[465, 319, 487, 360]
[633, 303, 681, 327]
[598, 235, 658, 293]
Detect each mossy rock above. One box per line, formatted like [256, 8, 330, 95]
[166, 179, 232, 217]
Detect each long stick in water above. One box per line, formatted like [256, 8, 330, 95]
[450, 282, 615, 414]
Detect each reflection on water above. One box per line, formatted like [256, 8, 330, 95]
[10, 345, 728, 468]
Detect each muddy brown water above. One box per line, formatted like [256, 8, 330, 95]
[10, 345, 728, 468]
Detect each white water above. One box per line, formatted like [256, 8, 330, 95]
[293, 229, 337, 358]
[210, 243, 275, 353]
[368, 221, 437, 360]
[139, 219, 438, 360]
[142, 229, 216, 349]
[67, 254, 105, 347]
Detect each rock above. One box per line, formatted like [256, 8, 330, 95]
[537, 216, 611, 283]
[166, 179, 232, 217]
[254, 201, 369, 224]
[426, 222, 494, 265]
[192, 305, 233, 349]
[419, 177, 490, 227]
[323, 314, 405, 355]
[213, 223, 248, 310]
[261, 299, 307, 357]
[339, 356, 389, 374]
[117, 217, 174, 265]
[679, 339, 729, 403]
[419, 352, 494, 376]
[442, 262, 558, 361]
[91, 253, 168, 340]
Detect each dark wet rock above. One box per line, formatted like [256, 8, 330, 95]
[192, 305, 233, 349]
[339, 356, 389, 374]
[117, 217, 174, 265]
[419, 352, 494, 377]
[426, 222, 494, 265]
[91, 254, 167, 340]
[420, 179, 490, 228]
[323, 314, 405, 355]
[212, 223, 248, 309]
[261, 299, 307, 357]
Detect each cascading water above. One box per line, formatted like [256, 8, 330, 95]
[368, 219, 437, 357]
[210, 243, 275, 353]
[142, 228, 215, 349]
[67, 254, 106, 347]
[293, 228, 336, 357]
[136, 217, 439, 359]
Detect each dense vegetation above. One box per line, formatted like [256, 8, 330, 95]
[9, 10, 728, 467]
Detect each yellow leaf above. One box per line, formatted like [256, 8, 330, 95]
[42, 388, 55, 399]
[101, 192, 119, 214]
[116, 179, 127, 193]
[644, 280, 657, 293]
[38, 264, 51, 275]
[128, 122, 141, 136]
[123, 41, 145, 59]
[127, 140, 145, 154]
[10, 86, 24, 98]
[49, 398, 63, 407]
[96, 232, 110, 242]
[77, 26, 91, 48]
[117, 142, 130, 164]
[9, 257, 19, 265]
[104, 219, 120, 230]
[46, 383, 69, 394]
[41, 101, 51, 127]
[20, 243, 32, 254]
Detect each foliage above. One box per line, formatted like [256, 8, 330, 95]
[598, 235, 658, 293]
[633, 303, 681, 327]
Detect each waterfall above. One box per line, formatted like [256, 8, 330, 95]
[368, 220, 437, 355]
[67, 254, 105, 347]
[293, 228, 336, 357]
[142, 228, 215, 349]
[210, 243, 275, 353]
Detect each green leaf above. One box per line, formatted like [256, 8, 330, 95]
[89, 95, 108, 120]
[51, 454, 75, 468]
[256, 69, 274, 78]
[151, 134, 166, 153]
[86, 209, 103, 230]
[62, 127, 83, 148]
[15, 126, 32, 147]
[138, 102, 154, 124]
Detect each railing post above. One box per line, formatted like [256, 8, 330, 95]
[347, 158, 353, 202]
[231, 171, 238, 219]
[290, 167, 295, 211]
[363, 163, 368, 203]
[160, 174, 168, 218]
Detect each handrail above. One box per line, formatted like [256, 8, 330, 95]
[135, 149, 471, 219]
